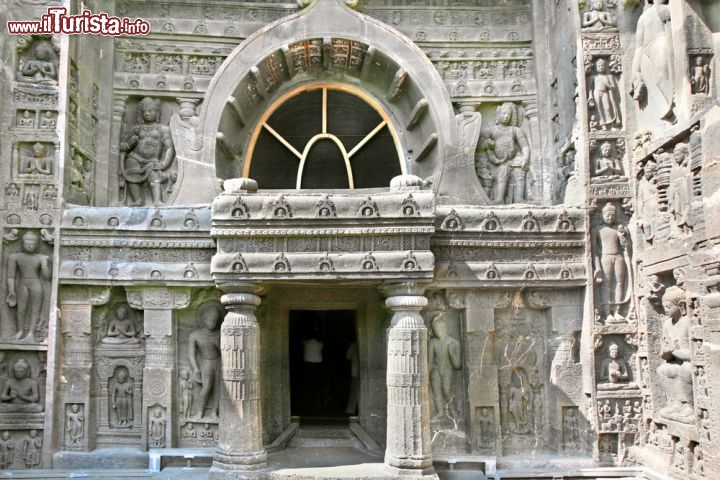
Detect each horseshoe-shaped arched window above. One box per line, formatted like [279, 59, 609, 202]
[245, 84, 404, 189]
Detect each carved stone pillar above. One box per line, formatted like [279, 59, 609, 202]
[211, 288, 266, 476]
[110, 94, 128, 204]
[57, 286, 110, 451]
[126, 287, 190, 450]
[381, 282, 437, 477]
[522, 99, 543, 202]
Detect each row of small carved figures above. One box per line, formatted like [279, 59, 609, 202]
[228, 196, 579, 234]
[228, 251, 421, 273]
[228, 195, 423, 220]
[641, 426, 708, 477]
[598, 429, 707, 477]
[440, 209, 576, 233]
[597, 399, 642, 433]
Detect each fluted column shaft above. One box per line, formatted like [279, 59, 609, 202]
[383, 287, 435, 475]
[212, 292, 266, 473]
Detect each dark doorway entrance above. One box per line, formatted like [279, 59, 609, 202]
[289, 310, 358, 422]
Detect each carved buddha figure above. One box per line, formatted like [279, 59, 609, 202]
[594, 142, 625, 181]
[149, 408, 166, 447]
[563, 409, 579, 448]
[39, 111, 56, 130]
[179, 368, 194, 418]
[582, 0, 614, 32]
[601, 343, 629, 383]
[112, 367, 133, 427]
[6, 231, 51, 341]
[22, 430, 40, 469]
[18, 111, 34, 127]
[588, 58, 621, 131]
[188, 304, 221, 420]
[0, 431, 14, 469]
[70, 153, 86, 190]
[598, 343, 636, 391]
[637, 161, 658, 245]
[428, 316, 461, 421]
[507, 370, 531, 434]
[478, 408, 494, 444]
[101, 305, 139, 346]
[631, 0, 675, 122]
[67, 403, 84, 446]
[19, 42, 57, 85]
[554, 148, 575, 202]
[667, 143, 691, 237]
[691, 56, 710, 95]
[657, 286, 694, 423]
[0, 359, 39, 407]
[21, 143, 52, 175]
[593, 203, 630, 323]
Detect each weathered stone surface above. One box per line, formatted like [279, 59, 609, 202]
[1, 0, 720, 478]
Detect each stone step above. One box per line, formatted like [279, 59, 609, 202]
[267, 460, 395, 480]
[295, 425, 354, 438]
[288, 424, 368, 449]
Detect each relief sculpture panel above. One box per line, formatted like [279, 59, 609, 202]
[1, 0, 720, 475]
[656, 285, 693, 424]
[630, 0, 676, 124]
[475, 102, 532, 205]
[3, 230, 52, 342]
[118, 98, 177, 207]
[424, 291, 466, 454]
[592, 202, 633, 324]
[176, 303, 222, 447]
[494, 293, 548, 454]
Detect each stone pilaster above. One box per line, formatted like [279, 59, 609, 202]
[381, 283, 437, 477]
[57, 287, 110, 451]
[211, 289, 266, 477]
[110, 94, 128, 205]
[126, 287, 190, 450]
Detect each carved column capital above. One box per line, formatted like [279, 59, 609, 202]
[379, 281, 429, 299]
[175, 97, 199, 121]
[112, 94, 128, 110]
[125, 287, 192, 310]
[221, 292, 261, 309]
[216, 281, 264, 296]
[522, 99, 538, 117]
[59, 286, 111, 306]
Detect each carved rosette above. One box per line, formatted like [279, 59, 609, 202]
[213, 291, 266, 469]
[383, 286, 434, 473]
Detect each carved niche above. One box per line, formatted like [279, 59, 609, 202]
[2, 230, 53, 342]
[493, 291, 549, 453]
[475, 102, 532, 205]
[176, 302, 222, 448]
[117, 97, 177, 207]
[423, 291, 465, 454]
[16, 37, 59, 86]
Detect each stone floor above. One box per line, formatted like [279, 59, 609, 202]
[27, 448, 676, 480]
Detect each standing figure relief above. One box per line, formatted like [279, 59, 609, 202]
[476, 102, 531, 205]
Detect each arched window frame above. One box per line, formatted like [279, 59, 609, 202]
[244, 83, 406, 189]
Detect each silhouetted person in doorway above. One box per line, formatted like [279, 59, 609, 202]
[302, 328, 324, 414]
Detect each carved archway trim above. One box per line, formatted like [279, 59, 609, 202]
[196, 0, 455, 187]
